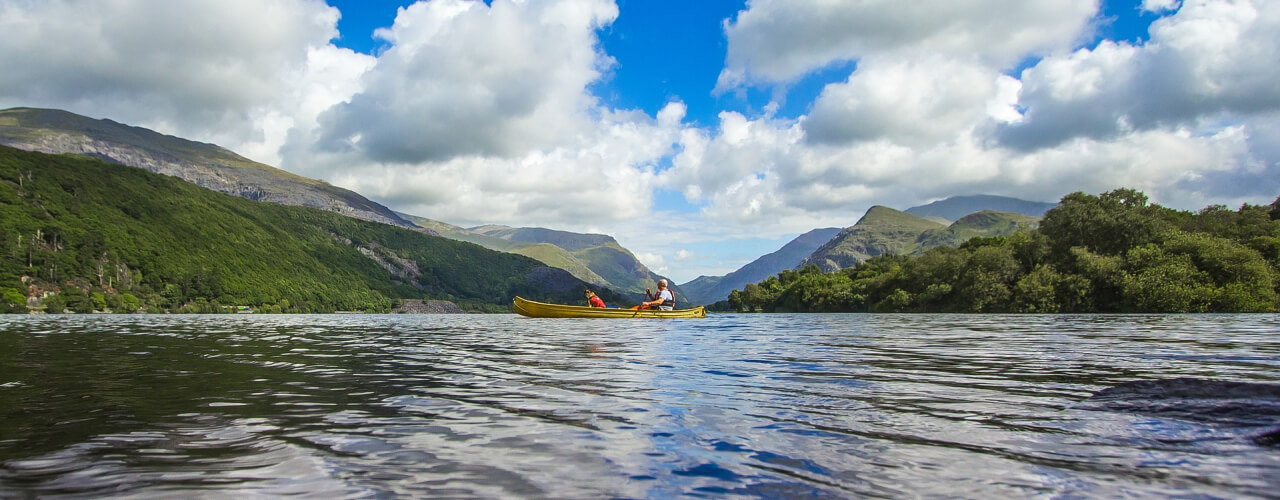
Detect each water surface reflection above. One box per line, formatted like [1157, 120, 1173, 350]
[1, 314, 1278, 497]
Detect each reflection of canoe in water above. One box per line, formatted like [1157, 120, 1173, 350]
[512, 296, 707, 318]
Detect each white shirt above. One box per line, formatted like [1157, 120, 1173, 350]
[657, 289, 674, 310]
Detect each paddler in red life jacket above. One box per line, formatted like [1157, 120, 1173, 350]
[585, 289, 606, 308]
[640, 279, 675, 310]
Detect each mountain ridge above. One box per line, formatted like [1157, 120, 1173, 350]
[801, 206, 1039, 272]
[0, 107, 415, 229]
[680, 227, 841, 305]
[905, 194, 1056, 222]
[398, 213, 678, 302]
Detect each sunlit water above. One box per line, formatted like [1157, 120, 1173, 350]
[1, 314, 1278, 498]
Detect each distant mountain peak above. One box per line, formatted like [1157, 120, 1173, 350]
[952, 209, 1040, 228]
[857, 205, 946, 230]
[680, 227, 842, 305]
[800, 203, 1042, 272]
[400, 214, 671, 300]
[472, 226, 619, 252]
[905, 194, 1056, 222]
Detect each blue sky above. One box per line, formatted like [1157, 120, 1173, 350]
[326, 0, 1163, 126]
[1, 0, 1278, 283]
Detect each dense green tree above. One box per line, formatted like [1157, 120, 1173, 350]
[119, 293, 140, 313]
[1068, 248, 1126, 311]
[1012, 265, 1062, 313]
[41, 294, 65, 314]
[1, 287, 24, 313]
[1039, 188, 1168, 258]
[902, 246, 966, 308]
[956, 245, 1019, 312]
[1122, 244, 1215, 312]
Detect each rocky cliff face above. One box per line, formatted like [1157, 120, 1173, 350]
[0, 107, 415, 229]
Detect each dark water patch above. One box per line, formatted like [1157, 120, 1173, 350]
[1083, 377, 1280, 448]
[1256, 429, 1280, 446]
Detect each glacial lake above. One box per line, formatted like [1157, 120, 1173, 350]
[1, 313, 1278, 498]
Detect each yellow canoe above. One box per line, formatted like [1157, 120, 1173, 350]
[512, 296, 706, 318]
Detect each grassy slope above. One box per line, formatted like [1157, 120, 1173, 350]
[913, 210, 1041, 251]
[0, 146, 590, 311]
[398, 213, 611, 287]
[804, 206, 946, 271]
[472, 226, 683, 301]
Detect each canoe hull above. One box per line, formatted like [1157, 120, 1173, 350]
[512, 296, 706, 318]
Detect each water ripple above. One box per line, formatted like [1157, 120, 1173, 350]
[1, 313, 1278, 498]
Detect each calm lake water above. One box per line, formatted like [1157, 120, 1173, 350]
[1, 313, 1278, 498]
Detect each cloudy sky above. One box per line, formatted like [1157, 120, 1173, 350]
[2, 0, 1278, 283]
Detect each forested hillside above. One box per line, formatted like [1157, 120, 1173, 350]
[0, 146, 606, 313]
[728, 189, 1280, 313]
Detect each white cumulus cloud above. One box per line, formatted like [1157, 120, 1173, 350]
[804, 56, 1004, 147]
[1143, 0, 1182, 12]
[999, 0, 1280, 150]
[716, 0, 1097, 90]
[298, 0, 620, 164]
[279, 0, 698, 231]
[0, 0, 362, 163]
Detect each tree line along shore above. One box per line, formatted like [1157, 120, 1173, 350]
[724, 189, 1280, 313]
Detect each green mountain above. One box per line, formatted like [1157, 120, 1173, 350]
[680, 227, 841, 305]
[468, 226, 681, 302]
[0, 146, 603, 313]
[397, 214, 610, 288]
[800, 206, 1038, 271]
[0, 107, 414, 228]
[399, 215, 678, 302]
[914, 210, 1041, 248]
[801, 207, 946, 271]
[905, 194, 1056, 222]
